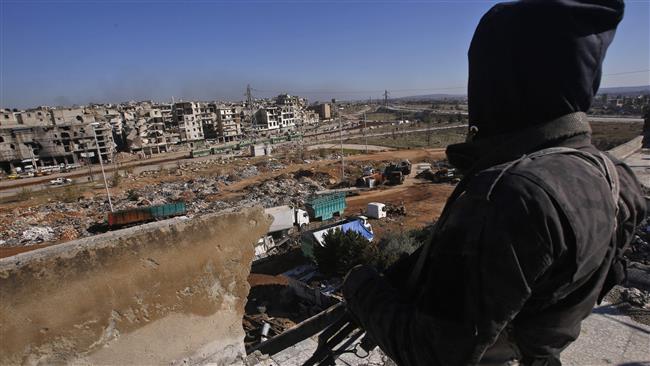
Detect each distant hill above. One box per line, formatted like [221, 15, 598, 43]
[394, 93, 466, 102]
[392, 85, 649, 102]
[597, 85, 650, 96]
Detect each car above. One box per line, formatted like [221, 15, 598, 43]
[49, 177, 72, 185]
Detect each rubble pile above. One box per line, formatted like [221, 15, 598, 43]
[621, 287, 650, 309]
[628, 225, 650, 265]
[0, 156, 334, 247]
[0, 200, 105, 247]
[118, 177, 221, 209]
[245, 174, 326, 208]
[385, 203, 407, 216]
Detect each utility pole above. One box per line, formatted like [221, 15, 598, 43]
[91, 124, 113, 212]
[384, 90, 389, 107]
[363, 112, 368, 154]
[339, 116, 344, 180]
[83, 142, 94, 181]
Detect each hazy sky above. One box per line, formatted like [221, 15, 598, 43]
[1, 0, 649, 109]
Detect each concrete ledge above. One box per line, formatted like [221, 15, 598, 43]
[608, 135, 643, 160]
[0, 208, 272, 365]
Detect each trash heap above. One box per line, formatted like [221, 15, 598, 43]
[0, 158, 332, 248]
[244, 174, 326, 208]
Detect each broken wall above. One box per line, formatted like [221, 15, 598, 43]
[0, 208, 271, 366]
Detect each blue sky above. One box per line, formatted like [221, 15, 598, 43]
[1, 0, 649, 108]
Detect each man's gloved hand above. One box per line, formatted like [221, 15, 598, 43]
[342, 264, 380, 304]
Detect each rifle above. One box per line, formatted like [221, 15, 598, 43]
[301, 304, 375, 366]
[246, 301, 375, 366]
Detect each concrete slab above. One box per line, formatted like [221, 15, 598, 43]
[562, 303, 650, 365]
[249, 302, 649, 366]
[623, 150, 650, 189]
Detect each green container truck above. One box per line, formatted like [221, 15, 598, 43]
[190, 149, 211, 158]
[305, 192, 346, 221]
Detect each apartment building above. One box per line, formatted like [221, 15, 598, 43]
[215, 106, 242, 142]
[18, 108, 53, 126]
[310, 103, 331, 120]
[196, 103, 219, 141]
[172, 102, 204, 142]
[0, 121, 115, 173]
[124, 109, 169, 155]
[0, 109, 20, 127]
[254, 106, 281, 131]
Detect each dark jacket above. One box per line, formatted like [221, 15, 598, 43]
[343, 115, 646, 365]
[342, 2, 645, 365]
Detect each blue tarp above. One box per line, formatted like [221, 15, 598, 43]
[339, 220, 374, 241]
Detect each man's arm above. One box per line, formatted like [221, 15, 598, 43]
[343, 175, 561, 365]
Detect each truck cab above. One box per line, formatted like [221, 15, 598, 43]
[295, 208, 310, 229]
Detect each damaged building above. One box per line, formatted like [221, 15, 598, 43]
[0, 107, 116, 173]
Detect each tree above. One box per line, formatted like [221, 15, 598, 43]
[313, 229, 372, 276]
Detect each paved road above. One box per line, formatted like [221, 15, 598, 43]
[306, 143, 394, 152]
[0, 151, 240, 198]
[314, 124, 467, 144]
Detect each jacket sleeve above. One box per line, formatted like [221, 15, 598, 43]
[343, 174, 561, 365]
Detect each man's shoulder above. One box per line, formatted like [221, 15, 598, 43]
[466, 148, 615, 206]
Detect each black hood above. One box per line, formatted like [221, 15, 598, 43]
[467, 0, 624, 139]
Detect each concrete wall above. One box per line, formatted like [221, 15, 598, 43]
[0, 208, 272, 366]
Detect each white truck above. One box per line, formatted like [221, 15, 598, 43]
[366, 202, 387, 219]
[49, 177, 72, 185]
[264, 205, 310, 234]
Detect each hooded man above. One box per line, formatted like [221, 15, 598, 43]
[341, 1, 647, 365]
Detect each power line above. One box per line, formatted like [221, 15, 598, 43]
[602, 69, 650, 76]
[249, 69, 649, 96]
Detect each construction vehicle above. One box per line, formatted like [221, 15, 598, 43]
[356, 171, 384, 188]
[382, 161, 408, 185]
[432, 168, 459, 183]
[382, 160, 412, 185]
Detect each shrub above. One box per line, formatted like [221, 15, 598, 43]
[56, 185, 80, 203]
[313, 225, 434, 276]
[372, 231, 421, 271]
[111, 171, 121, 187]
[127, 189, 141, 201]
[16, 187, 32, 201]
